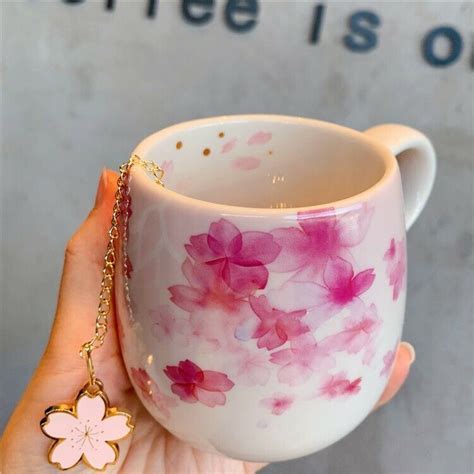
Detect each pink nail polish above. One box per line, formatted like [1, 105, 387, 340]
[400, 342, 416, 364]
[94, 168, 108, 208]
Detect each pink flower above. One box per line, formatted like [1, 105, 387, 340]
[380, 341, 399, 377]
[169, 259, 254, 349]
[249, 295, 309, 350]
[169, 258, 248, 313]
[149, 305, 189, 344]
[271, 205, 373, 280]
[320, 257, 375, 306]
[384, 238, 406, 301]
[260, 394, 294, 415]
[319, 372, 362, 399]
[40, 390, 132, 471]
[320, 304, 381, 355]
[164, 360, 234, 407]
[270, 334, 335, 386]
[267, 258, 374, 329]
[234, 349, 271, 386]
[185, 218, 281, 295]
[130, 368, 177, 419]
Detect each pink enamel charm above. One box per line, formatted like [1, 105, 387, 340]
[41, 386, 133, 471]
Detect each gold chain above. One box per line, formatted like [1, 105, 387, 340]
[80, 155, 164, 389]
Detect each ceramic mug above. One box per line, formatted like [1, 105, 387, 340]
[115, 115, 436, 462]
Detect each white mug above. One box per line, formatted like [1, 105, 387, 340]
[115, 115, 436, 462]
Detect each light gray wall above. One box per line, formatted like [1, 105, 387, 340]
[2, 1, 473, 473]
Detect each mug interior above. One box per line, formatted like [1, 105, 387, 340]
[136, 117, 388, 209]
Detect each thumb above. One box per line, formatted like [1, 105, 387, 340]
[46, 168, 119, 362]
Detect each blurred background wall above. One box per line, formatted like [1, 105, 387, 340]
[1, 1, 473, 472]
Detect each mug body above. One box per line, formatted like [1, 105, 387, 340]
[115, 116, 407, 462]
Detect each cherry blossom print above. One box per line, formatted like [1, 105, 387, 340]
[248, 131, 272, 145]
[270, 334, 335, 386]
[233, 349, 271, 386]
[380, 340, 399, 377]
[320, 304, 381, 355]
[249, 295, 309, 350]
[270, 204, 374, 280]
[320, 257, 375, 306]
[185, 218, 281, 295]
[130, 368, 177, 419]
[267, 258, 374, 329]
[232, 156, 261, 171]
[169, 259, 254, 349]
[169, 258, 248, 313]
[319, 372, 362, 399]
[149, 305, 190, 344]
[260, 394, 294, 415]
[164, 359, 234, 407]
[41, 391, 132, 471]
[384, 238, 407, 301]
[221, 138, 237, 153]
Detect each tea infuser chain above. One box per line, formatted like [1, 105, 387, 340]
[79, 154, 165, 390]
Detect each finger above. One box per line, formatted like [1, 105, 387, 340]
[46, 169, 118, 360]
[374, 342, 416, 410]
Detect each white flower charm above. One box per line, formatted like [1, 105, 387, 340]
[41, 386, 133, 471]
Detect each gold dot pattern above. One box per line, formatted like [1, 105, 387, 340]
[203, 148, 211, 156]
[218, 132, 225, 138]
[176, 141, 183, 150]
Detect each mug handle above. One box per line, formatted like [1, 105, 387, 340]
[364, 124, 436, 230]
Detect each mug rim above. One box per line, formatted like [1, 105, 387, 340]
[132, 114, 398, 215]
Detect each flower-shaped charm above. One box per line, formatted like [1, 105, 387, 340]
[41, 385, 133, 471]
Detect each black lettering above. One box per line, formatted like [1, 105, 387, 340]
[422, 26, 463, 67]
[225, 0, 258, 33]
[343, 10, 381, 53]
[309, 4, 326, 44]
[182, 0, 214, 25]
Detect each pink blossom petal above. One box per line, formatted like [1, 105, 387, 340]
[169, 284, 204, 312]
[270, 227, 311, 272]
[256, 328, 286, 350]
[49, 438, 83, 470]
[223, 262, 268, 294]
[384, 239, 396, 260]
[269, 348, 294, 366]
[267, 280, 326, 312]
[248, 130, 272, 145]
[336, 204, 374, 247]
[98, 414, 132, 441]
[209, 219, 241, 253]
[352, 269, 375, 296]
[323, 257, 354, 289]
[82, 440, 116, 471]
[232, 156, 261, 170]
[232, 231, 281, 266]
[194, 388, 226, 407]
[221, 138, 237, 153]
[277, 363, 313, 386]
[170, 383, 198, 403]
[179, 359, 204, 382]
[186, 234, 218, 262]
[76, 393, 106, 423]
[297, 208, 337, 238]
[41, 412, 79, 439]
[200, 371, 235, 392]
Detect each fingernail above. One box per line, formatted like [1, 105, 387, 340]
[94, 168, 108, 208]
[400, 341, 416, 365]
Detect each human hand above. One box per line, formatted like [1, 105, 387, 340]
[0, 170, 415, 473]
